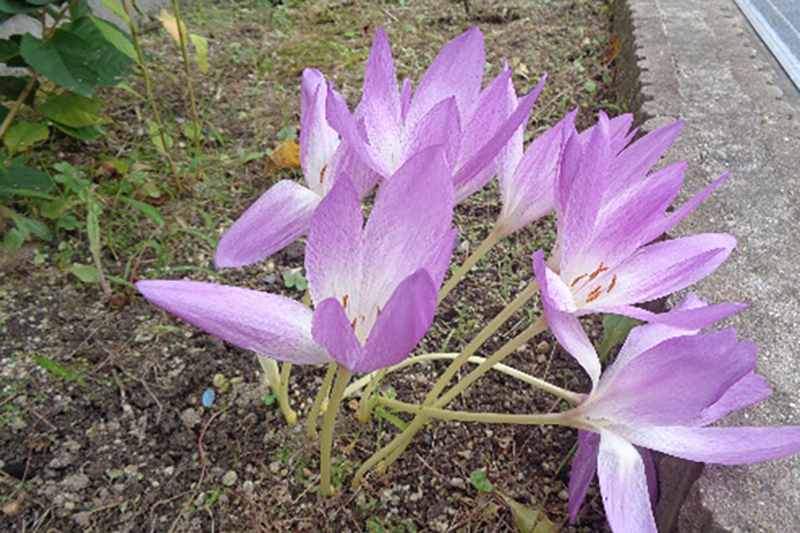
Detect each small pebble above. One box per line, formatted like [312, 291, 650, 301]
[222, 470, 238, 487]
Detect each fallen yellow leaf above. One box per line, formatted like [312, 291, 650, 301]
[265, 140, 301, 176]
[158, 9, 188, 46]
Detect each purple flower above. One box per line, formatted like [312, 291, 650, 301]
[532, 111, 745, 384]
[564, 294, 800, 533]
[214, 69, 378, 268]
[326, 27, 546, 204]
[137, 147, 456, 374]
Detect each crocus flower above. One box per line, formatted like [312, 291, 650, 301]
[215, 68, 379, 268]
[137, 147, 456, 374]
[564, 293, 800, 533]
[326, 27, 546, 204]
[532, 111, 746, 384]
[494, 111, 640, 239]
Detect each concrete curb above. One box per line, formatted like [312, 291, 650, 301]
[613, 0, 800, 532]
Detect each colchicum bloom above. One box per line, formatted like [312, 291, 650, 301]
[532, 111, 746, 384]
[563, 293, 800, 533]
[494, 111, 639, 239]
[326, 27, 546, 204]
[137, 147, 456, 374]
[215, 68, 379, 268]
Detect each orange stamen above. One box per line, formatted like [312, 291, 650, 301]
[320, 164, 328, 183]
[351, 318, 357, 331]
[606, 275, 617, 293]
[586, 286, 603, 303]
[571, 273, 588, 287]
[342, 294, 349, 309]
[588, 262, 610, 282]
[376, 306, 382, 319]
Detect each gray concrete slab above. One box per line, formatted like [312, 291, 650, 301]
[616, 0, 800, 531]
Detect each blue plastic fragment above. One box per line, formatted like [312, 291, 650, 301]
[202, 389, 216, 407]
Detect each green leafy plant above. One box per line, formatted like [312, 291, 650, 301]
[0, 0, 134, 146]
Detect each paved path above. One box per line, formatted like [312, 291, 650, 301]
[618, 0, 800, 531]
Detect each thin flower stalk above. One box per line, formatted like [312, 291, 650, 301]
[438, 226, 503, 303]
[320, 364, 352, 496]
[356, 368, 387, 423]
[170, 0, 201, 151]
[257, 357, 296, 424]
[307, 362, 338, 439]
[277, 363, 296, 424]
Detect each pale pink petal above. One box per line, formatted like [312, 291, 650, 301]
[407, 26, 484, 130]
[403, 96, 461, 167]
[569, 431, 600, 522]
[215, 180, 321, 268]
[305, 174, 363, 307]
[137, 280, 331, 364]
[312, 297, 363, 371]
[301, 69, 340, 194]
[357, 270, 438, 373]
[693, 373, 773, 426]
[617, 425, 800, 465]
[597, 431, 658, 533]
[534, 251, 601, 388]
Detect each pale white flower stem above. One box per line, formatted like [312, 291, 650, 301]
[258, 357, 297, 425]
[307, 362, 338, 439]
[320, 364, 351, 496]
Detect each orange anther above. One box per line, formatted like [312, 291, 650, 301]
[571, 273, 588, 287]
[342, 294, 349, 309]
[376, 306, 382, 319]
[606, 275, 617, 293]
[588, 262, 610, 282]
[351, 318, 357, 331]
[320, 164, 328, 183]
[586, 286, 603, 303]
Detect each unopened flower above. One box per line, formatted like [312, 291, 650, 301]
[564, 294, 799, 533]
[138, 147, 455, 373]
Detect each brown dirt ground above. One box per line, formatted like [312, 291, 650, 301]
[1, 0, 625, 531]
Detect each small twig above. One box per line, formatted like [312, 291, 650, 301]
[110, 368, 126, 400]
[28, 407, 57, 432]
[415, 453, 450, 484]
[118, 366, 163, 423]
[0, 76, 37, 140]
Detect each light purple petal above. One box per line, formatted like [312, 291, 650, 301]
[578, 113, 635, 154]
[357, 270, 438, 373]
[453, 75, 547, 203]
[312, 297, 363, 371]
[693, 373, 773, 426]
[407, 26, 484, 130]
[558, 112, 611, 270]
[361, 146, 454, 308]
[533, 250, 601, 388]
[361, 28, 403, 172]
[454, 67, 516, 198]
[215, 180, 321, 268]
[606, 120, 685, 199]
[597, 431, 658, 533]
[638, 447, 659, 508]
[618, 425, 800, 465]
[400, 77, 412, 123]
[596, 301, 749, 330]
[136, 280, 331, 364]
[328, 141, 382, 198]
[497, 112, 573, 237]
[602, 292, 743, 385]
[569, 430, 600, 523]
[305, 174, 363, 306]
[300, 69, 340, 194]
[591, 233, 737, 309]
[583, 331, 756, 426]
[326, 87, 393, 177]
[642, 172, 730, 243]
[403, 96, 461, 167]
[423, 228, 458, 290]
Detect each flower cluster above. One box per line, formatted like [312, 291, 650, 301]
[136, 27, 800, 532]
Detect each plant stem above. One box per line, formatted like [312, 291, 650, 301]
[170, 0, 201, 152]
[257, 357, 281, 390]
[124, 0, 178, 178]
[375, 397, 578, 427]
[353, 315, 550, 485]
[278, 363, 296, 424]
[0, 76, 37, 141]
[320, 364, 351, 497]
[425, 281, 540, 405]
[307, 362, 337, 439]
[438, 227, 502, 303]
[356, 368, 386, 423]
[343, 352, 579, 404]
